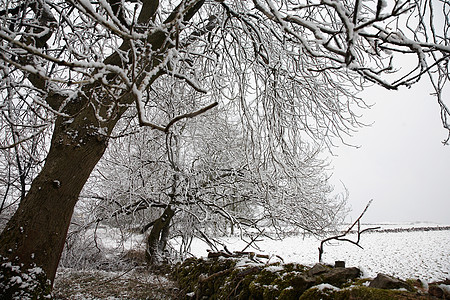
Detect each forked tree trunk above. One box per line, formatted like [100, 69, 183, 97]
[146, 206, 175, 264]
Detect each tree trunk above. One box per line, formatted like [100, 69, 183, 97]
[0, 1, 205, 295]
[146, 206, 175, 264]
[0, 106, 114, 286]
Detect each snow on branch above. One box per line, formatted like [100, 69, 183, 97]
[133, 79, 218, 133]
[164, 101, 218, 132]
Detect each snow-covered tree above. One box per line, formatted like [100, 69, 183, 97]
[85, 101, 345, 264]
[0, 0, 448, 295]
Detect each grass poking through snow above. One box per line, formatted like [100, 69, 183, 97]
[53, 267, 179, 299]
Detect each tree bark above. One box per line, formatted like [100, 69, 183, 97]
[0, 103, 114, 284]
[146, 206, 175, 264]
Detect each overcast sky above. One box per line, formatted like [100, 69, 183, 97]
[329, 82, 450, 225]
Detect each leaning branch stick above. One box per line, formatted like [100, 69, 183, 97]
[318, 199, 380, 262]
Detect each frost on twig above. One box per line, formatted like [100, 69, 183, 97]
[318, 199, 380, 262]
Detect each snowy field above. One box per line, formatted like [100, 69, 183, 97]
[184, 224, 450, 282]
[92, 222, 449, 282]
[54, 223, 449, 299]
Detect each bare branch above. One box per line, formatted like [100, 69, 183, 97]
[318, 200, 380, 262]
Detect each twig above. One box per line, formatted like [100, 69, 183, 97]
[196, 227, 219, 252]
[240, 229, 265, 252]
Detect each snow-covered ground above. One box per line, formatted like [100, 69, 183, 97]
[54, 223, 449, 299]
[89, 223, 449, 282]
[184, 225, 450, 282]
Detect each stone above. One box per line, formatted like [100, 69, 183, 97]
[335, 261, 345, 268]
[369, 273, 414, 292]
[321, 267, 361, 287]
[429, 284, 450, 299]
[429, 285, 444, 298]
[307, 263, 329, 276]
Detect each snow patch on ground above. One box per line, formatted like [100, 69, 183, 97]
[439, 284, 450, 294]
[314, 283, 341, 291]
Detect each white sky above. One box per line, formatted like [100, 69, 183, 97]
[329, 82, 450, 225]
